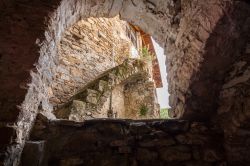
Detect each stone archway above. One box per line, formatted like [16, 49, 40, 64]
[0, 0, 250, 165]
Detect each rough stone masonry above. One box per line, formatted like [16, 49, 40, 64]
[22, 114, 225, 166]
[0, 0, 250, 165]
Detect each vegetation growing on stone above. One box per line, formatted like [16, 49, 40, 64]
[160, 108, 170, 119]
[139, 104, 149, 116]
[140, 47, 153, 61]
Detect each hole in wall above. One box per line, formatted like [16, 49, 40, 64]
[152, 38, 171, 119]
[45, 16, 170, 121]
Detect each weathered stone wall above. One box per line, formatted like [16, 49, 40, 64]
[51, 16, 132, 106]
[213, 36, 250, 163]
[54, 59, 159, 121]
[216, 36, 250, 133]
[166, 0, 250, 120]
[0, 1, 62, 165]
[47, 15, 162, 121]
[101, 84, 126, 118]
[22, 114, 225, 166]
[50, 16, 161, 120]
[124, 78, 160, 119]
[217, 59, 250, 133]
[1, 0, 250, 165]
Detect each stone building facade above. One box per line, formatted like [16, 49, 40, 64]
[51, 16, 131, 107]
[54, 58, 160, 121]
[49, 16, 161, 121]
[124, 78, 160, 119]
[1, 0, 250, 165]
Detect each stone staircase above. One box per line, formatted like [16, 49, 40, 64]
[54, 58, 150, 121]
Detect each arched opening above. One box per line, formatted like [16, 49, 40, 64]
[2, 1, 174, 164]
[0, 0, 250, 165]
[41, 16, 169, 121]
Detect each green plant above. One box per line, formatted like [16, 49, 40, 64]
[160, 108, 170, 119]
[139, 46, 153, 61]
[114, 68, 121, 77]
[133, 59, 147, 71]
[114, 66, 128, 78]
[139, 104, 149, 116]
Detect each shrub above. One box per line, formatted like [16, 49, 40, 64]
[160, 108, 170, 119]
[139, 104, 149, 116]
[139, 47, 153, 61]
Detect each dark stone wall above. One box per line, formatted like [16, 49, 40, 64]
[0, 1, 60, 165]
[182, 2, 250, 121]
[0, 0, 249, 165]
[23, 114, 225, 166]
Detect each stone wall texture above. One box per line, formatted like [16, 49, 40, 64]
[124, 78, 160, 119]
[0, 0, 250, 165]
[54, 59, 159, 121]
[51, 16, 132, 107]
[216, 36, 250, 133]
[166, 0, 250, 120]
[22, 114, 225, 166]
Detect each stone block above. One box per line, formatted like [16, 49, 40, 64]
[139, 138, 175, 147]
[71, 100, 86, 112]
[118, 146, 131, 153]
[129, 122, 152, 134]
[21, 141, 45, 166]
[152, 120, 190, 134]
[137, 148, 158, 161]
[98, 80, 108, 92]
[159, 146, 191, 161]
[203, 149, 222, 162]
[86, 96, 98, 105]
[69, 100, 87, 121]
[110, 140, 127, 147]
[70, 68, 82, 77]
[176, 133, 207, 145]
[86, 89, 98, 104]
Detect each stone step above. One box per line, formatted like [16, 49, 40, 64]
[69, 100, 87, 121]
[54, 58, 149, 121]
[71, 100, 86, 112]
[86, 89, 99, 104]
[69, 99, 111, 121]
[97, 80, 109, 92]
[107, 72, 115, 82]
